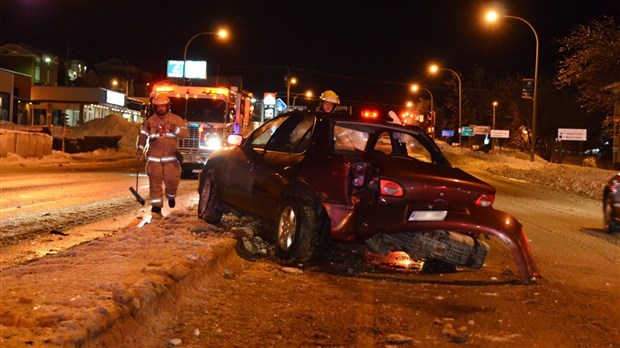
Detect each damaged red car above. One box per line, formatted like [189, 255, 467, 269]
[197, 110, 540, 283]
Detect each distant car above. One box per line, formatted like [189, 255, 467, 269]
[602, 174, 620, 233]
[197, 110, 539, 283]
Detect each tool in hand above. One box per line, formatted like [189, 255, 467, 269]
[129, 159, 146, 205]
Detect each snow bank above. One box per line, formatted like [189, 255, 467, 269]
[70, 114, 140, 149]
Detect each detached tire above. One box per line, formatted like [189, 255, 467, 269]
[276, 196, 325, 264]
[198, 169, 222, 223]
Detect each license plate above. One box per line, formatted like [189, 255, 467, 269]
[408, 210, 447, 221]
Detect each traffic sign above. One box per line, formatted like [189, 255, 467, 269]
[276, 98, 287, 112]
[558, 128, 587, 141]
[491, 129, 510, 138]
[522, 78, 534, 99]
[460, 126, 473, 137]
[473, 125, 491, 135]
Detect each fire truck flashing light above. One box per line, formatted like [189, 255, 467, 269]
[361, 109, 379, 119]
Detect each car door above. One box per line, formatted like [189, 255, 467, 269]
[218, 116, 290, 213]
[250, 113, 316, 221]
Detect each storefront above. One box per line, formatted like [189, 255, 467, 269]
[30, 86, 143, 127]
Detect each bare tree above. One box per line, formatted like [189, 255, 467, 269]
[555, 16, 620, 114]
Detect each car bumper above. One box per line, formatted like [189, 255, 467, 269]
[323, 202, 540, 284]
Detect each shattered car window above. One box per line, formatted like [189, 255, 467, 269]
[334, 123, 433, 163]
[392, 132, 433, 163]
[249, 116, 289, 150]
[266, 114, 315, 153]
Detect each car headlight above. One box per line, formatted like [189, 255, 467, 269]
[201, 135, 222, 150]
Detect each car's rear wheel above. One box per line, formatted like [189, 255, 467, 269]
[276, 196, 324, 263]
[198, 169, 222, 224]
[603, 196, 619, 233]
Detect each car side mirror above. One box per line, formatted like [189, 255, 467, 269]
[227, 134, 243, 146]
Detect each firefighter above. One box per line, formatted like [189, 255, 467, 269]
[136, 94, 188, 218]
[316, 90, 340, 113]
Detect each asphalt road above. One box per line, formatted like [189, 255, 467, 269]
[0, 158, 198, 270]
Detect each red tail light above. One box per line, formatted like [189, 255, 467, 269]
[475, 194, 495, 207]
[380, 179, 404, 197]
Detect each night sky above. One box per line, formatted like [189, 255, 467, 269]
[2, 0, 619, 107]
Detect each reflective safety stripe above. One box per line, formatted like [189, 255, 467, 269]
[140, 130, 149, 136]
[148, 132, 178, 139]
[166, 193, 175, 199]
[151, 198, 163, 204]
[147, 156, 178, 162]
[137, 145, 145, 149]
[174, 126, 186, 135]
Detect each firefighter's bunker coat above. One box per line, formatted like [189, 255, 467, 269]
[137, 112, 188, 208]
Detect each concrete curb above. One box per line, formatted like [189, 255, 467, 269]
[0, 210, 237, 347]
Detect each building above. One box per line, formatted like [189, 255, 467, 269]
[0, 43, 152, 127]
[0, 68, 32, 124]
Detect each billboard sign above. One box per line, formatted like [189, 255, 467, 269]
[167, 60, 207, 79]
[105, 90, 125, 106]
[263, 92, 276, 106]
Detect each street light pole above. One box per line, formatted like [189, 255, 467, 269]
[429, 65, 461, 145]
[183, 29, 228, 86]
[492, 101, 497, 130]
[292, 90, 313, 108]
[485, 12, 539, 161]
[492, 101, 498, 150]
[411, 84, 435, 137]
[285, 76, 297, 107]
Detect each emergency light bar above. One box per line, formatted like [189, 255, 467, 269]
[361, 110, 379, 119]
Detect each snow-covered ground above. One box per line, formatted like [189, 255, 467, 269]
[439, 144, 615, 200]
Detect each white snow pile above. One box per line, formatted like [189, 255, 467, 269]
[440, 144, 616, 200]
[68, 114, 140, 149]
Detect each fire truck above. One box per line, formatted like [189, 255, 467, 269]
[149, 81, 253, 177]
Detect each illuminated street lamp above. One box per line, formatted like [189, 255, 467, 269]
[411, 83, 435, 136]
[183, 28, 229, 86]
[485, 10, 539, 161]
[292, 90, 313, 108]
[285, 76, 297, 106]
[429, 64, 462, 145]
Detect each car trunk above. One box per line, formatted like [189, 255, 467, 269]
[350, 155, 496, 241]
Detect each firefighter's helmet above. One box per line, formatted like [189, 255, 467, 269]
[319, 90, 340, 105]
[152, 94, 171, 105]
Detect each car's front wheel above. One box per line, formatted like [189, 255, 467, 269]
[603, 196, 619, 233]
[198, 169, 222, 224]
[276, 196, 325, 263]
